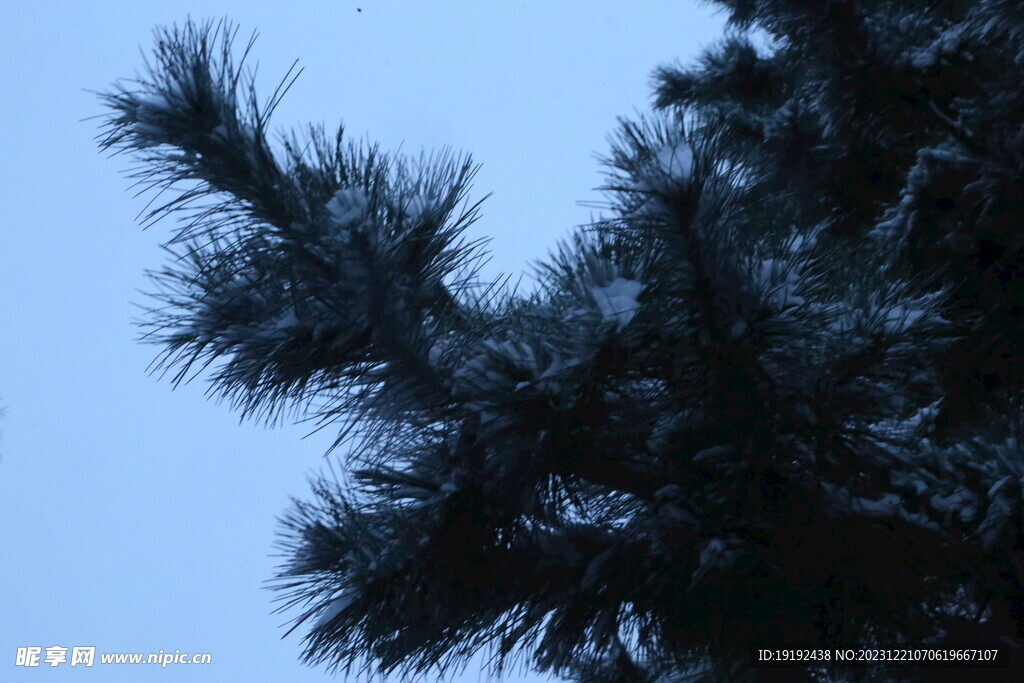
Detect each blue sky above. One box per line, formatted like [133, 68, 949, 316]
[0, 1, 723, 680]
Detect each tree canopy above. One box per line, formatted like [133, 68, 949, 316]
[98, 3, 1024, 680]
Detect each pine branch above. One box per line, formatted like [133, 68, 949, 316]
[98, 20, 492, 433]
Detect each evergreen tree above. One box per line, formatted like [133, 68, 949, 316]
[97, 4, 1024, 680]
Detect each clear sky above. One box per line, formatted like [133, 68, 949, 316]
[0, 1, 723, 680]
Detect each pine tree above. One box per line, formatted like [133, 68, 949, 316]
[97, 4, 1024, 681]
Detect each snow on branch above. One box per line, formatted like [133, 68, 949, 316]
[97, 19, 490, 433]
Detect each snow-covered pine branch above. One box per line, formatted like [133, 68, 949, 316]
[99, 3, 1024, 680]
[98, 20, 489, 433]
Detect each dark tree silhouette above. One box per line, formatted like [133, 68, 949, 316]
[97, 3, 1024, 680]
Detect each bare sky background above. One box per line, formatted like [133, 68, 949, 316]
[0, 1, 723, 680]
